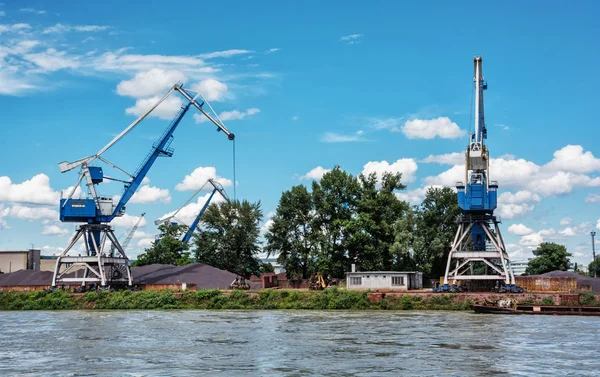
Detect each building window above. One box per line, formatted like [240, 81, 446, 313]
[392, 276, 404, 286]
[350, 277, 362, 285]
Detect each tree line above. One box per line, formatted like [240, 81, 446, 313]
[135, 166, 584, 280]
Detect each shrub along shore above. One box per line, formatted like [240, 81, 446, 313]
[0, 288, 473, 311]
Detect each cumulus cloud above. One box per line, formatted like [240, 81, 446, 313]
[175, 166, 232, 191]
[520, 232, 544, 246]
[496, 191, 541, 220]
[190, 79, 229, 101]
[125, 95, 184, 120]
[508, 224, 534, 236]
[300, 166, 331, 181]
[421, 152, 464, 165]
[0, 204, 9, 229]
[157, 192, 226, 226]
[0, 174, 59, 205]
[112, 213, 147, 228]
[394, 186, 442, 204]
[194, 107, 259, 124]
[545, 145, 600, 173]
[361, 158, 418, 183]
[116, 68, 187, 98]
[42, 224, 69, 236]
[401, 117, 466, 139]
[9, 206, 58, 221]
[560, 217, 572, 226]
[129, 184, 171, 204]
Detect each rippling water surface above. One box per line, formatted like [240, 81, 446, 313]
[1, 310, 599, 376]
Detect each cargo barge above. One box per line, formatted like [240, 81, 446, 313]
[473, 304, 600, 316]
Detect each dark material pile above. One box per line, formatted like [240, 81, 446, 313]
[132, 263, 261, 289]
[0, 269, 54, 286]
[0, 263, 260, 290]
[541, 270, 600, 292]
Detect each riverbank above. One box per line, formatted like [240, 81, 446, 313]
[0, 288, 478, 311]
[4, 288, 599, 311]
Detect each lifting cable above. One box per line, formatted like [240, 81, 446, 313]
[232, 137, 237, 202]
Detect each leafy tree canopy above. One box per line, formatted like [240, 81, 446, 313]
[525, 242, 572, 275]
[133, 223, 192, 267]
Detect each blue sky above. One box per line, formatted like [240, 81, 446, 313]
[1, 1, 599, 267]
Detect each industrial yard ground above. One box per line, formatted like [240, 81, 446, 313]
[2, 288, 600, 311]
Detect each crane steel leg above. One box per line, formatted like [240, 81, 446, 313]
[442, 216, 516, 290]
[52, 224, 132, 289]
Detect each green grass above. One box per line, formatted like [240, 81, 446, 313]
[0, 289, 472, 311]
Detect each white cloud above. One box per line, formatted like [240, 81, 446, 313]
[585, 194, 600, 203]
[175, 166, 232, 191]
[190, 79, 229, 101]
[125, 95, 184, 120]
[560, 217, 572, 226]
[157, 192, 225, 226]
[0, 174, 58, 205]
[300, 166, 331, 181]
[136, 238, 154, 249]
[42, 23, 109, 34]
[496, 191, 541, 220]
[131, 230, 153, 240]
[508, 224, 534, 236]
[597, 219, 600, 231]
[195, 108, 259, 123]
[23, 48, 80, 71]
[421, 152, 464, 165]
[41, 245, 63, 256]
[545, 145, 600, 174]
[292, 116, 299, 121]
[401, 117, 466, 139]
[117, 68, 187, 98]
[94, 50, 211, 73]
[361, 158, 418, 183]
[520, 232, 544, 247]
[19, 8, 46, 15]
[199, 49, 252, 59]
[42, 224, 69, 236]
[9, 205, 58, 221]
[0, 11, 5, 17]
[112, 213, 147, 228]
[0, 23, 31, 33]
[339, 34, 363, 44]
[559, 227, 577, 237]
[394, 186, 442, 204]
[368, 117, 402, 131]
[320, 132, 366, 143]
[130, 185, 171, 204]
[266, 48, 280, 54]
[0, 204, 9, 229]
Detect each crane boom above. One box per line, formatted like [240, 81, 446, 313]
[121, 213, 145, 252]
[182, 179, 230, 243]
[58, 83, 235, 225]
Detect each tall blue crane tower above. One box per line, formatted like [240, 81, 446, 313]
[441, 57, 518, 291]
[52, 83, 235, 288]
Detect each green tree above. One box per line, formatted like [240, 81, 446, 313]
[259, 262, 275, 274]
[588, 258, 600, 277]
[348, 171, 409, 271]
[311, 166, 361, 278]
[193, 200, 263, 278]
[525, 242, 572, 275]
[411, 187, 461, 279]
[133, 223, 192, 267]
[265, 185, 316, 279]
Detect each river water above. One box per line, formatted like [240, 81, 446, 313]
[1, 310, 599, 376]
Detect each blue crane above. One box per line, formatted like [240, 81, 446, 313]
[52, 83, 235, 288]
[435, 57, 519, 293]
[154, 179, 230, 244]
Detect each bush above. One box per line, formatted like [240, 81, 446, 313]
[541, 297, 555, 305]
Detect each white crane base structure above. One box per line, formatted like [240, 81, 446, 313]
[52, 224, 132, 288]
[444, 215, 515, 285]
